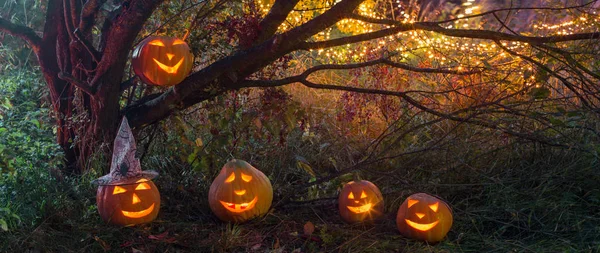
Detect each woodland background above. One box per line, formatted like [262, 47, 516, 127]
[1, 0, 600, 252]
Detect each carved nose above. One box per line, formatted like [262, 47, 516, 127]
[416, 213, 425, 219]
[132, 193, 141, 204]
[234, 190, 246, 196]
[354, 200, 359, 204]
[166, 53, 175, 60]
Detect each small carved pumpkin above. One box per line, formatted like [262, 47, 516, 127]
[338, 180, 384, 223]
[396, 193, 453, 242]
[132, 36, 194, 86]
[208, 159, 273, 222]
[96, 179, 161, 226]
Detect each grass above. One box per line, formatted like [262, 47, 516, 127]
[1, 76, 598, 252]
[1, 141, 598, 252]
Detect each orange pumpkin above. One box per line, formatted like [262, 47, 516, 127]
[208, 159, 273, 222]
[132, 36, 194, 86]
[396, 193, 453, 242]
[96, 179, 161, 226]
[338, 180, 384, 223]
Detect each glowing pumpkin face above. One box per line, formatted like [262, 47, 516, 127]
[96, 179, 161, 226]
[338, 180, 384, 223]
[132, 36, 194, 86]
[208, 159, 273, 223]
[396, 193, 453, 242]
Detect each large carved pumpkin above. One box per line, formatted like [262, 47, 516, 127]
[338, 180, 384, 223]
[396, 193, 453, 242]
[96, 179, 161, 226]
[132, 36, 194, 86]
[208, 159, 273, 222]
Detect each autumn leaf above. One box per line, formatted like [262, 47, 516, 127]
[303, 221, 315, 235]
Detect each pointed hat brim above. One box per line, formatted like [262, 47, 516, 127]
[92, 170, 158, 186]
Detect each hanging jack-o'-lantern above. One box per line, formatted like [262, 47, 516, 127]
[396, 193, 453, 242]
[338, 180, 384, 223]
[93, 118, 161, 226]
[132, 36, 194, 86]
[208, 159, 273, 223]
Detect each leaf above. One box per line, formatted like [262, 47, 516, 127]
[296, 156, 315, 177]
[94, 235, 111, 251]
[131, 248, 144, 253]
[195, 138, 203, 147]
[30, 119, 40, 128]
[303, 221, 315, 235]
[0, 219, 8, 231]
[148, 231, 177, 243]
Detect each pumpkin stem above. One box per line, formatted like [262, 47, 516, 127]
[182, 29, 190, 41]
[352, 172, 362, 182]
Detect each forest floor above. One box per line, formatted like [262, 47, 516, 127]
[2, 147, 599, 253]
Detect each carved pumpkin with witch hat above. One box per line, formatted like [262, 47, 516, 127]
[93, 118, 160, 226]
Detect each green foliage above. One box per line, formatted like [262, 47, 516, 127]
[0, 69, 64, 231]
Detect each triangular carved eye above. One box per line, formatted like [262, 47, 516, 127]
[348, 192, 355, 199]
[429, 202, 439, 212]
[113, 186, 127, 195]
[407, 199, 419, 208]
[148, 40, 165, 47]
[360, 191, 367, 199]
[135, 182, 151, 190]
[172, 39, 186, 45]
[225, 172, 235, 183]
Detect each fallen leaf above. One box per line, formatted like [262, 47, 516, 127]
[251, 243, 261, 250]
[148, 231, 177, 243]
[303, 221, 315, 235]
[148, 231, 169, 240]
[94, 235, 111, 251]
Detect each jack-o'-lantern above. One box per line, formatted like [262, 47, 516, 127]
[97, 179, 160, 226]
[208, 159, 273, 223]
[338, 180, 384, 223]
[132, 36, 194, 86]
[396, 193, 453, 242]
[93, 118, 161, 226]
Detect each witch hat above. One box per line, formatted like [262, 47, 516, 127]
[92, 117, 158, 186]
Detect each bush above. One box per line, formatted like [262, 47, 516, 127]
[0, 69, 64, 231]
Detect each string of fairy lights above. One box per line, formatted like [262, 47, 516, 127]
[254, 0, 599, 84]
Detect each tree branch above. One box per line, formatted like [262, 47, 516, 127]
[125, 0, 367, 128]
[91, 0, 165, 92]
[494, 41, 593, 109]
[239, 57, 480, 89]
[58, 72, 96, 96]
[0, 17, 42, 53]
[255, 0, 301, 44]
[79, 0, 107, 34]
[299, 16, 600, 50]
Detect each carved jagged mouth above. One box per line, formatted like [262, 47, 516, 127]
[347, 203, 372, 213]
[153, 58, 184, 74]
[122, 203, 155, 218]
[405, 219, 439, 231]
[220, 196, 258, 213]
